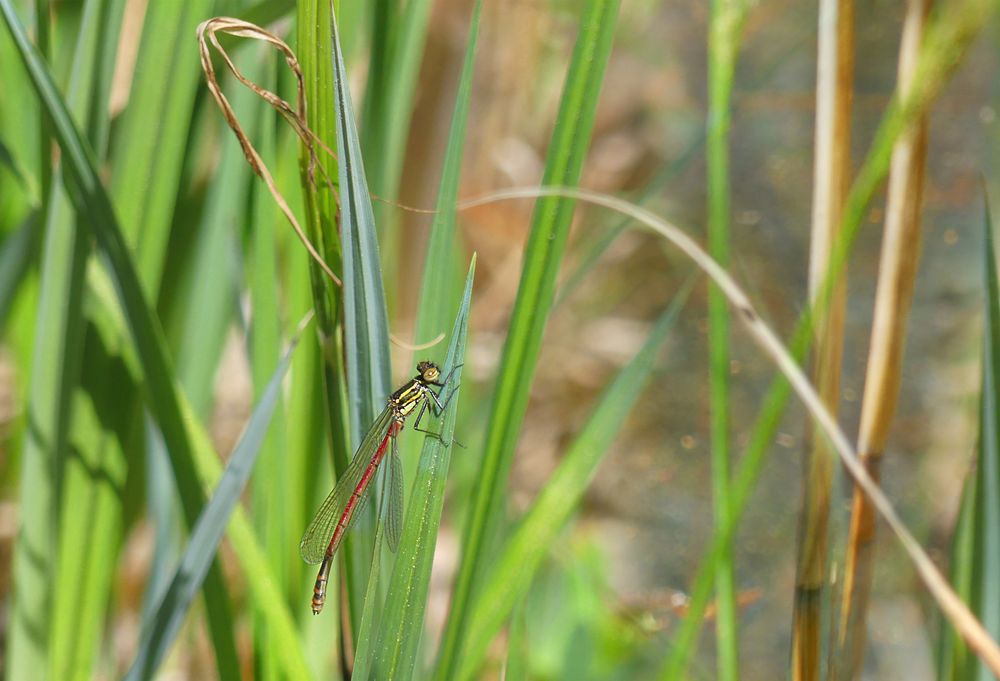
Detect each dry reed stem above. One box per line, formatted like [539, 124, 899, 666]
[792, 0, 854, 678]
[459, 185, 1000, 677]
[196, 17, 342, 286]
[832, 1, 932, 678]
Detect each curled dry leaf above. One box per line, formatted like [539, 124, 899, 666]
[197, 16, 342, 286]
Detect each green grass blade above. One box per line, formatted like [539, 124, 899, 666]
[6, 0, 101, 675]
[370, 257, 476, 681]
[455, 282, 691, 681]
[361, 0, 434, 296]
[706, 2, 748, 677]
[434, 3, 620, 678]
[0, 5, 243, 675]
[412, 0, 481, 358]
[360, 0, 397, 193]
[330, 7, 392, 441]
[174, 47, 263, 417]
[330, 5, 393, 634]
[54, 316, 132, 681]
[939, 476, 978, 681]
[402, 0, 481, 499]
[0, 1, 40, 216]
[85, 0, 125, 157]
[248, 52, 291, 681]
[124, 336, 300, 681]
[108, 0, 216, 294]
[351, 516, 391, 681]
[276, 126, 331, 613]
[48, 3, 136, 676]
[938, 197, 1000, 681]
[296, 0, 359, 648]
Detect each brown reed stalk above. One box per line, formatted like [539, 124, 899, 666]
[831, 0, 932, 678]
[791, 1, 853, 679]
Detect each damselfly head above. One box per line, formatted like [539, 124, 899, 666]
[416, 360, 441, 383]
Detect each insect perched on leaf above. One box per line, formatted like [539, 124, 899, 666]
[299, 360, 457, 614]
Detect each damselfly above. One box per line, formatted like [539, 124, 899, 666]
[299, 360, 455, 614]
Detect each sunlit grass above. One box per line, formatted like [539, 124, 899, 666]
[1, 0, 999, 680]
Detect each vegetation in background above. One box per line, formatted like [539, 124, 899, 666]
[1, 0, 999, 679]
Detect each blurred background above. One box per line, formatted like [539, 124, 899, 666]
[1, 0, 998, 679]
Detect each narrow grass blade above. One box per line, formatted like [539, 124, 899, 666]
[330, 4, 393, 634]
[330, 7, 392, 441]
[403, 0, 482, 500]
[351, 513, 391, 681]
[247, 52, 291, 681]
[294, 4, 367, 659]
[435, 3, 620, 678]
[361, 0, 434, 296]
[455, 282, 691, 681]
[124, 335, 301, 681]
[108, 0, 215, 294]
[937, 198, 1000, 681]
[0, 5, 244, 674]
[361, 0, 433, 204]
[370, 257, 476, 681]
[279, 138, 331, 610]
[939, 475, 978, 681]
[412, 0, 481, 360]
[705, 3, 749, 677]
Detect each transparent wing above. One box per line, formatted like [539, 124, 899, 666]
[384, 435, 404, 552]
[299, 407, 394, 564]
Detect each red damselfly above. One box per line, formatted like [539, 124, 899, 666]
[299, 360, 455, 614]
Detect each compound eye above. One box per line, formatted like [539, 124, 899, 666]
[424, 366, 440, 381]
